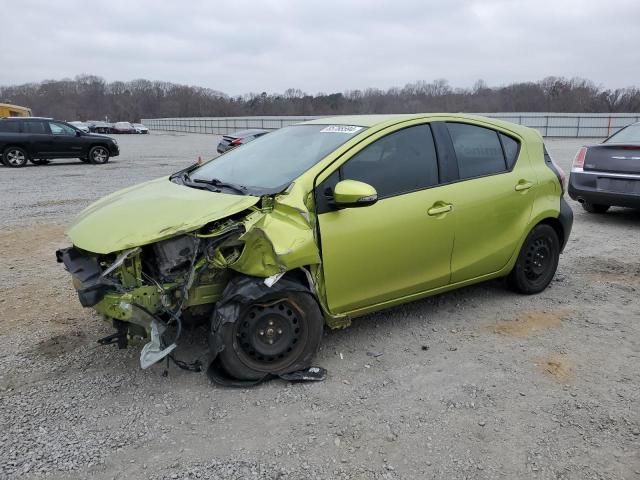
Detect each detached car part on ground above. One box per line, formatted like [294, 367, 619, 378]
[57, 114, 573, 381]
[569, 121, 640, 213]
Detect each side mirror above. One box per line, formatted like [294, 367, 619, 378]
[332, 180, 378, 208]
[76, 130, 82, 136]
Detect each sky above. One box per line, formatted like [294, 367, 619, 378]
[1, 0, 638, 95]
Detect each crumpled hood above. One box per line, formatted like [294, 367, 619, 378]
[67, 177, 260, 254]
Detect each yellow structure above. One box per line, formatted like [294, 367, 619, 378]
[0, 103, 32, 117]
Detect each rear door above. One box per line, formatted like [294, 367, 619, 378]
[23, 120, 52, 156]
[441, 122, 536, 283]
[47, 121, 81, 157]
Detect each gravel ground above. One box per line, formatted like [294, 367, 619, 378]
[0, 132, 638, 480]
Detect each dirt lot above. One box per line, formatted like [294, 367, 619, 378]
[0, 132, 638, 480]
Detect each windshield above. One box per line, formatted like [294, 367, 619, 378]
[189, 124, 365, 192]
[605, 124, 640, 144]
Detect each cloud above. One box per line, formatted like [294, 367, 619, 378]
[1, 0, 637, 94]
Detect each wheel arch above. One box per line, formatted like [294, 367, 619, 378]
[536, 217, 565, 250]
[90, 142, 110, 151]
[3, 144, 30, 156]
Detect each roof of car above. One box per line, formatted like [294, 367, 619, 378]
[0, 116, 53, 120]
[227, 129, 269, 137]
[300, 113, 534, 136]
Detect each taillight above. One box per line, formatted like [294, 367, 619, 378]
[230, 138, 243, 146]
[551, 157, 567, 194]
[544, 145, 567, 194]
[572, 147, 587, 169]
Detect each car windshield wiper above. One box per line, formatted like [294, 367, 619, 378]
[192, 177, 248, 194]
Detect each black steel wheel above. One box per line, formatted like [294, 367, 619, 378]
[89, 146, 110, 164]
[507, 224, 560, 294]
[217, 288, 323, 380]
[582, 202, 609, 214]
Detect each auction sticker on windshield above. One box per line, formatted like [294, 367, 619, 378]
[320, 125, 363, 134]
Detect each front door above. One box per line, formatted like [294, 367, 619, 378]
[47, 121, 81, 157]
[316, 123, 455, 314]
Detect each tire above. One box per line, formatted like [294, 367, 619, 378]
[88, 146, 110, 164]
[2, 147, 29, 168]
[582, 202, 609, 214]
[507, 224, 560, 294]
[30, 159, 50, 165]
[217, 287, 324, 380]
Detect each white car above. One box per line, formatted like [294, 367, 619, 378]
[133, 123, 149, 134]
[69, 121, 90, 133]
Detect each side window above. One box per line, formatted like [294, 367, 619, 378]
[500, 133, 520, 169]
[447, 123, 507, 179]
[49, 122, 76, 136]
[24, 121, 47, 134]
[0, 121, 21, 133]
[341, 124, 439, 199]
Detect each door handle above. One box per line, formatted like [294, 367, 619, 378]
[514, 180, 534, 192]
[427, 203, 452, 216]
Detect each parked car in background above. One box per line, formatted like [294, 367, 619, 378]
[133, 123, 149, 134]
[216, 128, 270, 153]
[87, 121, 113, 134]
[69, 121, 90, 133]
[112, 122, 136, 134]
[0, 117, 119, 167]
[57, 114, 572, 380]
[568, 121, 640, 213]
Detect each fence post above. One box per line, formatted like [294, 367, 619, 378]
[576, 116, 581, 137]
[545, 115, 549, 137]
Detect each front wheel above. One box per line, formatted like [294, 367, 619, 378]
[3, 147, 29, 167]
[507, 224, 560, 294]
[216, 283, 324, 380]
[582, 202, 609, 214]
[88, 146, 110, 164]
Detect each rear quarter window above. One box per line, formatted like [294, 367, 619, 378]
[499, 133, 520, 169]
[0, 121, 21, 133]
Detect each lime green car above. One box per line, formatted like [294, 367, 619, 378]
[57, 114, 573, 380]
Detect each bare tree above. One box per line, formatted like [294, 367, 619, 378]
[0, 75, 638, 120]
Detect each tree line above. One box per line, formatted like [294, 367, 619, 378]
[1, 74, 639, 122]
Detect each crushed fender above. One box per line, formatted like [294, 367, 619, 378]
[208, 275, 317, 357]
[230, 198, 321, 277]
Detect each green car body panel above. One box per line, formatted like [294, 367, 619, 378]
[63, 113, 567, 334]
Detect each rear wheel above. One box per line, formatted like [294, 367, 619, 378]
[507, 224, 560, 294]
[582, 202, 609, 214]
[217, 288, 324, 380]
[88, 146, 109, 164]
[2, 147, 28, 167]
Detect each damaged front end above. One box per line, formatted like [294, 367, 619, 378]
[56, 187, 329, 370]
